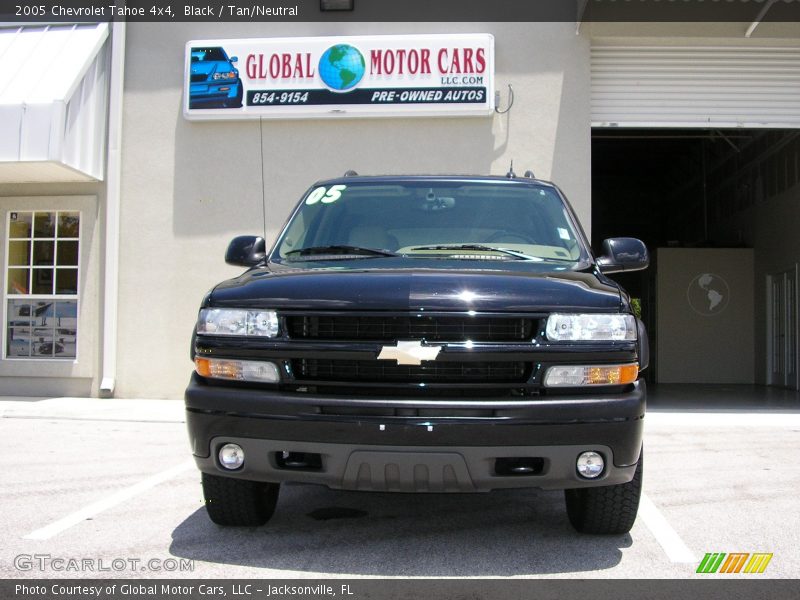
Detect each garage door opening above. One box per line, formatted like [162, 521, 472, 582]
[591, 128, 800, 387]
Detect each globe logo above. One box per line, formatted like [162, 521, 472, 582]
[318, 44, 365, 92]
[687, 273, 730, 316]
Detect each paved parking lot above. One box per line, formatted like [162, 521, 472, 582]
[1, 393, 799, 579]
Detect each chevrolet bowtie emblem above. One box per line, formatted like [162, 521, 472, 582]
[377, 340, 441, 365]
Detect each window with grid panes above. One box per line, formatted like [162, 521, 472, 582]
[5, 211, 80, 359]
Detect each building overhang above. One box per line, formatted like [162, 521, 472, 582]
[0, 23, 109, 183]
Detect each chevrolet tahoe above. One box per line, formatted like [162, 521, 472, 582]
[185, 173, 649, 534]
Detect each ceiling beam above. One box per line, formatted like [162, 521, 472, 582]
[576, 0, 589, 35]
[745, 0, 777, 38]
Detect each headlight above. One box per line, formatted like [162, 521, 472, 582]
[197, 308, 279, 337]
[212, 71, 235, 80]
[546, 313, 636, 342]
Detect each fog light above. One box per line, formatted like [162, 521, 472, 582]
[576, 451, 604, 479]
[219, 443, 245, 470]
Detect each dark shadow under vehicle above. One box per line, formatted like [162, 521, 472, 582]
[169, 483, 632, 576]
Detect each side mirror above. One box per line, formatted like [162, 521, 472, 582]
[596, 237, 649, 274]
[230, 56, 238, 63]
[225, 235, 266, 267]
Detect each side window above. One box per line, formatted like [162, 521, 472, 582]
[5, 211, 80, 359]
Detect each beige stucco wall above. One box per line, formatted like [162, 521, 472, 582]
[2, 22, 799, 398]
[113, 22, 592, 398]
[3, 22, 798, 398]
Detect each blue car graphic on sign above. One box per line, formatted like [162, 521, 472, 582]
[189, 47, 243, 109]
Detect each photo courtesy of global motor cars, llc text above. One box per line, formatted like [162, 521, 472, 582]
[15, 583, 361, 599]
[15, 584, 229, 598]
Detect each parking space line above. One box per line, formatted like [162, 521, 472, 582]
[23, 460, 194, 541]
[647, 412, 800, 427]
[638, 493, 697, 563]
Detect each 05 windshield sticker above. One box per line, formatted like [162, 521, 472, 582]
[305, 185, 347, 205]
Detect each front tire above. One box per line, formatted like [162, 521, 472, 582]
[202, 472, 280, 526]
[564, 450, 643, 535]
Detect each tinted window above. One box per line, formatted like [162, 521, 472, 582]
[193, 47, 228, 62]
[275, 181, 585, 262]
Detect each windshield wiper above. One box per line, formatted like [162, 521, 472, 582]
[409, 244, 542, 261]
[285, 245, 398, 258]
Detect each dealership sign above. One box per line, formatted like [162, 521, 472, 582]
[184, 34, 494, 119]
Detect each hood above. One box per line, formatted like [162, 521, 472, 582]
[209, 263, 622, 313]
[191, 61, 228, 77]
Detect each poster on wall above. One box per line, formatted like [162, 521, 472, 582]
[184, 33, 494, 120]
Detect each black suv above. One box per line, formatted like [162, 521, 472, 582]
[186, 174, 649, 534]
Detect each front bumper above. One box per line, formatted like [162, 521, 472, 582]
[185, 374, 645, 492]
[189, 82, 241, 105]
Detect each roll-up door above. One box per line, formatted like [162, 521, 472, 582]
[591, 45, 800, 129]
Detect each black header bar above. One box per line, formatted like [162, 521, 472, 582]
[3, 579, 800, 600]
[1, 0, 800, 23]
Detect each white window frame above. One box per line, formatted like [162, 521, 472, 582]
[3, 210, 82, 362]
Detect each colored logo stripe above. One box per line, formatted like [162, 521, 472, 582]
[696, 552, 773, 574]
[720, 553, 749, 573]
[744, 553, 773, 574]
[697, 553, 726, 573]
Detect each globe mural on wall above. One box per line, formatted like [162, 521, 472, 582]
[687, 273, 730, 316]
[318, 44, 366, 91]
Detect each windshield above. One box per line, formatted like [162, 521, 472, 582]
[192, 47, 228, 62]
[273, 181, 587, 263]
